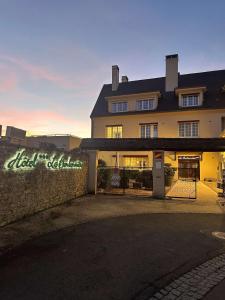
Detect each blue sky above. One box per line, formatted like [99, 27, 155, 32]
[0, 0, 224, 137]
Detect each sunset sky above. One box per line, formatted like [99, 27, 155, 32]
[0, 0, 225, 137]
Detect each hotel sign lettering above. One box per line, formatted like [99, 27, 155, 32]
[4, 149, 83, 172]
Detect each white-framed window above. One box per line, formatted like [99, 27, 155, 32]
[136, 99, 154, 111]
[140, 123, 158, 138]
[106, 125, 122, 138]
[181, 94, 199, 107]
[112, 102, 128, 113]
[179, 121, 199, 137]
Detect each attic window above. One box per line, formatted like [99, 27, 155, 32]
[112, 102, 128, 113]
[136, 99, 154, 111]
[181, 94, 199, 107]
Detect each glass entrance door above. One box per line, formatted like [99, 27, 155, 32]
[178, 156, 200, 180]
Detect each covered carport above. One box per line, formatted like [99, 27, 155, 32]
[81, 138, 225, 200]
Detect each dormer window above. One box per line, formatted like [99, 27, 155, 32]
[112, 102, 128, 113]
[176, 86, 206, 108]
[181, 94, 199, 107]
[106, 91, 160, 113]
[136, 99, 154, 111]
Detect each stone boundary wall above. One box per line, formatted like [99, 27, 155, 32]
[0, 142, 88, 226]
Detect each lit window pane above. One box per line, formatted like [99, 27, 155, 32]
[124, 156, 148, 167]
[117, 126, 122, 138]
[107, 127, 112, 138]
[106, 126, 122, 138]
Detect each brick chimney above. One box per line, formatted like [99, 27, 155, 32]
[165, 54, 178, 92]
[112, 65, 119, 91]
[122, 75, 128, 83]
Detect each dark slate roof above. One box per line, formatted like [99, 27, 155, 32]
[90, 69, 225, 118]
[80, 138, 225, 152]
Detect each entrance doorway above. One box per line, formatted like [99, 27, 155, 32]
[166, 156, 199, 199]
[178, 156, 200, 180]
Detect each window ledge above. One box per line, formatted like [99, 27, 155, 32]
[178, 136, 199, 138]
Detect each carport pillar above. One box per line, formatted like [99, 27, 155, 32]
[152, 151, 165, 199]
[87, 150, 99, 194]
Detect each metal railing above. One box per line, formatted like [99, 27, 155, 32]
[97, 166, 153, 195]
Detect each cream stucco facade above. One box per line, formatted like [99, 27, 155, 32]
[92, 109, 225, 139]
[92, 108, 225, 181]
[91, 55, 225, 185]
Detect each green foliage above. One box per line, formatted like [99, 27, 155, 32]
[164, 163, 177, 186]
[97, 159, 112, 189]
[98, 159, 107, 167]
[136, 170, 153, 189]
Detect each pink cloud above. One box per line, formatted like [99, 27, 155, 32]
[0, 70, 17, 92]
[0, 108, 90, 137]
[0, 54, 75, 89]
[0, 74, 16, 93]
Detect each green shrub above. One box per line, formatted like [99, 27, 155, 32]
[164, 163, 176, 186]
[97, 159, 112, 189]
[137, 170, 153, 189]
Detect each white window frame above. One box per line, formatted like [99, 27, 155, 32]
[136, 99, 154, 111]
[140, 123, 158, 138]
[106, 125, 123, 138]
[112, 102, 128, 113]
[181, 94, 199, 107]
[179, 121, 199, 138]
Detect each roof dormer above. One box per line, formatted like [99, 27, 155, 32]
[106, 91, 161, 113]
[175, 86, 207, 108]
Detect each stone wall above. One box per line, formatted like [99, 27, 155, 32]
[0, 142, 88, 226]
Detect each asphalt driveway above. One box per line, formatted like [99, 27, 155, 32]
[1, 213, 225, 300]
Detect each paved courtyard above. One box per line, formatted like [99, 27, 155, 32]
[150, 253, 225, 299]
[0, 193, 223, 257]
[0, 193, 224, 299]
[166, 180, 219, 201]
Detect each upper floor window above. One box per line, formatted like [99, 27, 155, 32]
[106, 125, 122, 138]
[181, 94, 199, 107]
[136, 99, 154, 111]
[179, 121, 199, 137]
[140, 123, 158, 138]
[112, 102, 128, 113]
